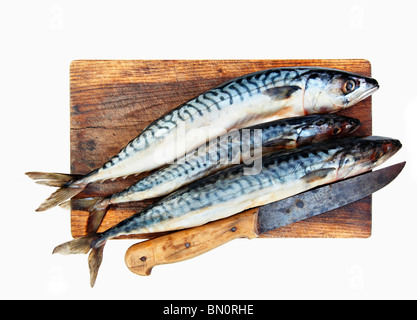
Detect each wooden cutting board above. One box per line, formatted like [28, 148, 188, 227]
[70, 59, 372, 239]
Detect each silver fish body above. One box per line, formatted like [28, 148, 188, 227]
[89, 67, 377, 182]
[53, 135, 401, 287]
[28, 67, 378, 211]
[94, 136, 400, 242]
[76, 114, 360, 234]
[109, 114, 360, 204]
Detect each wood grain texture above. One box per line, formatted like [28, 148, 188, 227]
[125, 209, 259, 276]
[70, 59, 372, 239]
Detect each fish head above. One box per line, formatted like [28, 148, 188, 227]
[334, 136, 402, 179]
[296, 114, 361, 145]
[331, 115, 362, 137]
[303, 69, 379, 114]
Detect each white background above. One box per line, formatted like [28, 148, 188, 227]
[1, 0, 416, 300]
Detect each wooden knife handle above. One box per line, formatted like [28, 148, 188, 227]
[124, 209, 259, 276]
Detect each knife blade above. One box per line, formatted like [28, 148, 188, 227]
[125, 161, 405, 276]
[257, 161, 405, 234]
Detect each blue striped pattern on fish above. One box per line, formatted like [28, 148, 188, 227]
[98, 136, 400, 239]
[111, 114, 360, 202]
[99, 68, 376, 176]
[27, 67, 379, 212]
[52, 136, 401, 287]
[70, 114, 360, 234]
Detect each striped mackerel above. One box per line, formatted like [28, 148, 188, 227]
[53, 136, 401, 287]
[27, 67, 379, 211]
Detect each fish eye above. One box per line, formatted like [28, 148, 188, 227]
[342, 79, 357, 94]
[342, 155, 354, 165]
[374, 149, 384, 161]
[332, 126, 341, 135]
[314, 119, 327, 126]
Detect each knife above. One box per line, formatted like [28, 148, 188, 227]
[124, 161, 405, 276]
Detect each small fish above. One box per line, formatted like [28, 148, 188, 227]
[27, 67, 378, 211]
[53, 136, 401, 287]
[67, 114, 361, 234]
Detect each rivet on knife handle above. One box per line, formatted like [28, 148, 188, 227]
[124, 208, 259, 276]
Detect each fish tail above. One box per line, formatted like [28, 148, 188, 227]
[26, 172, 88, 211]
[53, 233, 106, 287]
[25, 172, 83, 187]
[36, 185, 85, 212]
[59, 197, 110, 235]
[59, 197, 102, 211]
[87, 201, 110, 235]
[52, 235, 97, 255]
[88, 244, 105, 287]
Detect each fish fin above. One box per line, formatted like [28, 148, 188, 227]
[263, 86, 301, 100]
[87, 202, 110, 235]
[59, 197, 110, 234]
[60, 197, 101, 211]
[302, 168, 336, 183]
[36, 186, 85, 212]
[58, 200, 72, 210]
[53, 233, 105, 287]
[52, 234, 97, 255]
[89, 244, 105, 287]
[26, 171, 88, 211]
[35, 180, 70, 187]
[26, 172, 82, 187]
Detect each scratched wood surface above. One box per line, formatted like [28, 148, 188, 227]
[70, 59, 372, 239]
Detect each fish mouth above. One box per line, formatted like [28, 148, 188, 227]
[385, 138, 402, 156]
[349, 81, 379, 106]
[358, 83, 379, 101]
[346, 117, 362, 133]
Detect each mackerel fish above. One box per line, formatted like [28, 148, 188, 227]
[53, 136, 401, 287]
[70, 114, 361, 234]
[26, 67, 379, 211]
